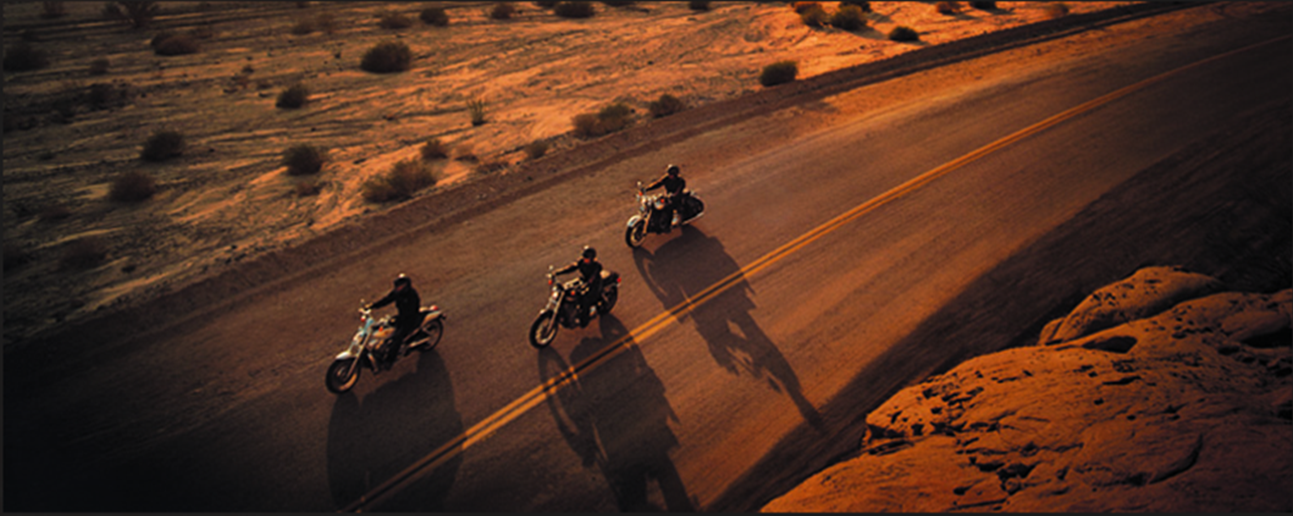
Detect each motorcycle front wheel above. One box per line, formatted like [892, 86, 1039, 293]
[419, 318, 444, 351]
[326, 357, 360, 393]
[529, 310, 558, 348]
[625, 219, 647, 248]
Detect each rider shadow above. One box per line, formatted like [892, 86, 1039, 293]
[537, 315, 697, 512]
[326, 349, 464, 511]
[633, 227, 824, 431]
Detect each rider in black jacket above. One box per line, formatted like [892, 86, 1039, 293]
[643, 164, 686, 232]
[552, 246, 603, 327]
[366, 274, 420, 368]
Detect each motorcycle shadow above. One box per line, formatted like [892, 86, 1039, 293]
[536, 315, 697, 512]
[326, 349, 463, 511]
[632, 227, 823, 430]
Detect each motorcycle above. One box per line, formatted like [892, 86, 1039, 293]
[625, 180, 705, 247]
[529, 266, 620, 348]
[325, 304, 446, 394]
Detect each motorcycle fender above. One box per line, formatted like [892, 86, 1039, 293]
[334, 350, 357, 362]
[627, 215, 643, 228]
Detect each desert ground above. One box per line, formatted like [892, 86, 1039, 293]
[3, 0, 1139, 349]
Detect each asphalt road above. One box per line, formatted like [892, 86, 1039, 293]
[6, 8, 1290, 512]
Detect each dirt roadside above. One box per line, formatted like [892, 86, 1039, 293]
[4, 1, 1196, 366]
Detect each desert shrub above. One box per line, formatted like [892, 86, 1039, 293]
[572, 102, 633, 138]
[468, 98, 487, 126]
[971, 1, 996, 10]
[490, 3, 516, 19]
[361, 41, 412, 73]
[799, 3, 829, 27]
[290, 18, 316, 35]
[61, 237, 107, 270]
[42, 2, 67, 19]
[103, 1, 159, 29]
[153, 33, 200, 56]
[421, 138, 449, 160]
[362, 159, 437, 202]
[935, 1, 961, 15]
[1044, 2, 1069, 19]
[791, 2, 818, 13]
[759, 60, 798, 87]
[831, 4, 867, 31]
[840, 0, 871, 12]
[889, 25, 919, 42]
[379, 12, 413, 29]
[525, 140, 549, 159]
[276, 82, 310, 109]
[282, 144, 328, 175]
[110, 170, 157, 202]
[4, 42, 49, 72]
[688, 1, 710, 11]
[420, 7, 449, 26]
[89, 57, 111, 75]
[140, 130, 185, 161]
[648, 93, 685, 118]
[554, 1, 595, 18]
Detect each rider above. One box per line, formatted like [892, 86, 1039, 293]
[642, 164, 687, 232]
[366, 273, 421, 369]
[552, 246, 603, 327]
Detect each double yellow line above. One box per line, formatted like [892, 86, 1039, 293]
[342, 34, 1289, 512]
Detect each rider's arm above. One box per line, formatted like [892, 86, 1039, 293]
[643, 174, 667, 192]
[368, 290, 396, 309]
[552, 262, 578, 276]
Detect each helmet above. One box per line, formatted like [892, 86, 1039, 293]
[393, 273, 411, 287]
[666, 164, 680, 176]
[581, 246, 597, 259]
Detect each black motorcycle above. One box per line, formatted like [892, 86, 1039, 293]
[625, 181, 705, 247]
[529, 267, 620, 348]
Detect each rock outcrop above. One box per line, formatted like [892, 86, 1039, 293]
[763, 266, 1292, 512]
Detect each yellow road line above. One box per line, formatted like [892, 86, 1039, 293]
[342, 34, 1290, 512]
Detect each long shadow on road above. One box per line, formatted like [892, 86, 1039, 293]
[633, 226, 824, 430]
[537, 315, 696, 511]
[327, 349, 463, 511]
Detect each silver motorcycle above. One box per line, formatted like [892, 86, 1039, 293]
[325, 304, 445, 393]
[625, 181, 705, 247]
[529, 266, 620, 348]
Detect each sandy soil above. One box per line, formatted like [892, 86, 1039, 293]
[4, 0, 1190, 348]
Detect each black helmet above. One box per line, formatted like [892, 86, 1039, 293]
[394, 273, 411, 287]
[666, 164, 680, 176]
[582, 246, 597, 259]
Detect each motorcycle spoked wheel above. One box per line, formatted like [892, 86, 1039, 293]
[416, 317, 444, 351]
[326, 357, 361, 393]
[625, 219, 647, 248]
[529, 310, 558, 348]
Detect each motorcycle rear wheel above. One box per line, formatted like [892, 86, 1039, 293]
[529, 310, 558, 348]
[600, 286, 618, 315]
[418, 318, 444, 351]
[625, 219, 647, 248]
[326, 357, 360, 393]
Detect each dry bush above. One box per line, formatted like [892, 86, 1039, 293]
[61, 237, 107, 270]
[648, 93, 685, 118]
[110, 170, 157, 202]
[420, 7, 449, 26]
[361, 41, 412, 73]
[935, 1, 962, 15]
[89, 57, 110, 75]
[791, 2, 819, 13]
[572, 102, 633, 138]
[525, 140, 550, 160]
[688, 1, 710, 11]
[140, 130, 185, 161]
[759, 60, 798, 86]
[362, 159, 437, 202]
[841, 0, 871, 12]
[831, 4, 867, 31]
[490, 3, 516, 19]
[799, 3, 829, 27]
[971, 1, 997, 10]
[535, 1, 558, 7]
[379, 12, 414, 29]
[468, 98, 487, 126]
[103, 1, 159, 29]
[276, 82, 310, 109]
[1044, 2, 1070, 19]
[4, 42, 50, 72]
[283, 144, 328, 175]
[889, 25, 919, 42]
[554, 1, 595, 18]
[421, 138, 449, 160]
